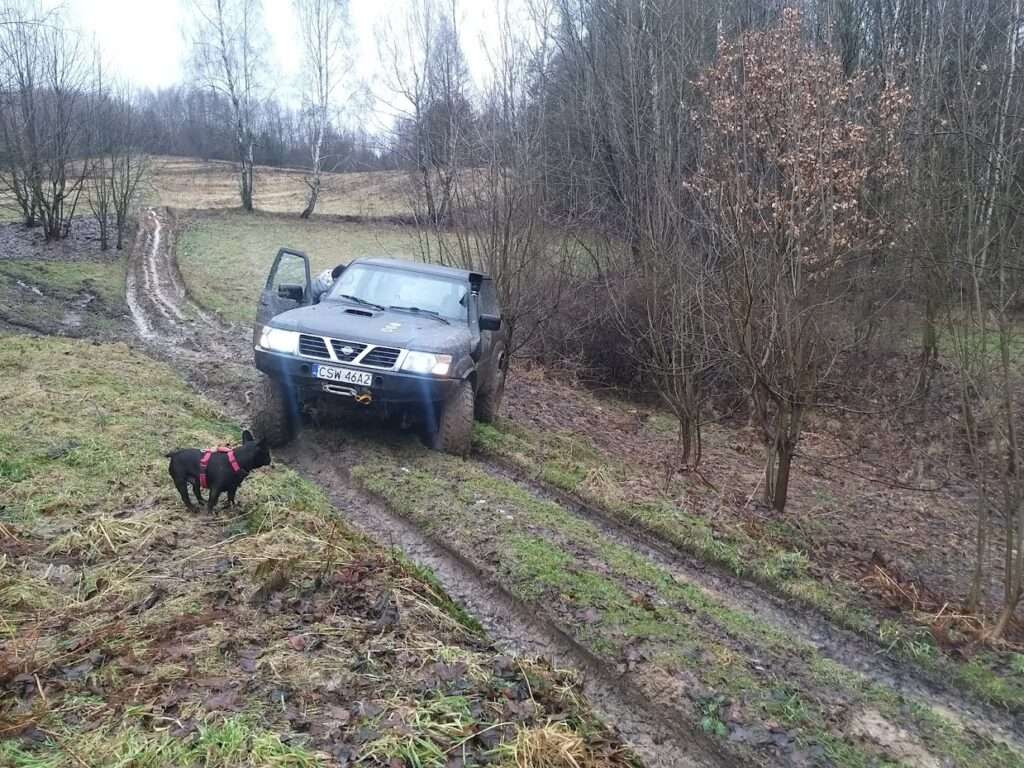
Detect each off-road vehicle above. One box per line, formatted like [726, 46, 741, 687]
[251, 249, 508, 455]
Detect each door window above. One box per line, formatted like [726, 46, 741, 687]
[269, 251, 309, 298]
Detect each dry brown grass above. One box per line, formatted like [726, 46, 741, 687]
[146, 156, 411, 217]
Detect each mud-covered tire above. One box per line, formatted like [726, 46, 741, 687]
[251, 376, 296, 447]
[475, 366, 506, 424]
[428, 379, 474, 456]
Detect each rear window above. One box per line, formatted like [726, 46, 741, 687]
[326, 265, 469, 322]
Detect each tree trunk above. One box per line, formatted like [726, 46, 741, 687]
[772, 439, 794, 513]
[916, 296, 939, 394]
[301, 174, 320, 219]
[240, 159, 253, 211]
[967, 496, 989, 612]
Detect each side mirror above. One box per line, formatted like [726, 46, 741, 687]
[479, 314, 502, 332]
[277, 283, 304, 302]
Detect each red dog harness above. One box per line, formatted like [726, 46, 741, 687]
[199, 446, 242, 490]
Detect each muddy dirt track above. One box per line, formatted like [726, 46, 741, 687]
[123, 208, 1024, 767]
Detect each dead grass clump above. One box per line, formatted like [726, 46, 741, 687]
[46, 516, 156, 563]
[0, 572, 64, 613]
[501, 722, 623, 768]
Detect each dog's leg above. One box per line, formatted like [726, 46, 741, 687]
[174, 477, 196, 511]
[191, 478, 205, 506]
[206, 485, 222, 513]
[227, 488, 237, 507]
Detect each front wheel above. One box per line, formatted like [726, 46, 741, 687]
[427, 379, 474, 456]
[251, 375, 296, 447]
[475, 365, 506, 424]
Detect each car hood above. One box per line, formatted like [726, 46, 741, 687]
[269, 303, 474, 353]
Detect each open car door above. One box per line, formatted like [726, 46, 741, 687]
[255, 248, 311, 332]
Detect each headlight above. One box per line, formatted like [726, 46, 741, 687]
[259, 326, 299, 355]
[401, 351, 452, 376]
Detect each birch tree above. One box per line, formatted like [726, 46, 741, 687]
[294, 0, 349, 218]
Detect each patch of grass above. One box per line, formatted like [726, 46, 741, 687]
[175, 209, 430, 323]
[9, 717, 327, 768]
[398, 554, 486, 636]
[494, 722, 625, 768]
[0, 258, 126, 307]
[361, 694, 476, 768]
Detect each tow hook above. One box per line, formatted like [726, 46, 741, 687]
[355, 392, 372, 406]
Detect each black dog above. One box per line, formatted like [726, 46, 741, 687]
[166, 430, 271, 512]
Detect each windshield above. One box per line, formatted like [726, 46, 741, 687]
[326, 264, 469, 322]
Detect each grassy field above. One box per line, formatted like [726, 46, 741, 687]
[148, 156, 411, 217]
[0, 335, 632, 768]
[176, 209, 429, 324]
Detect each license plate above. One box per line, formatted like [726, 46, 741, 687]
[312, 364, 373, 387]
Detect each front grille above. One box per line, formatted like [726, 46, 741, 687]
[361, 346, 401, 369]
[298, 334, 330, 359]
[329, 339, 368, 362]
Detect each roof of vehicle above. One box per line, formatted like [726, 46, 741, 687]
[350, 256, 488, 281]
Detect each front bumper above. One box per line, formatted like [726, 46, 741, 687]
[254, 348, 460, 406]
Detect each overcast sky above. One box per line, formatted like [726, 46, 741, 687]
[56, 0, 502, 132]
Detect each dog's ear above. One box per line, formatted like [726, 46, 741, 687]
[242, 429, 255, 443]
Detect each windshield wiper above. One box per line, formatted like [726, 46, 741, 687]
[388, 305, 450, 325]
[338, 293, 385, 311]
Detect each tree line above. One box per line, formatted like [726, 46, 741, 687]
[0, 0, 392, 239]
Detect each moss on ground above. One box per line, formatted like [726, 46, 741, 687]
[0, 258, 126, 307]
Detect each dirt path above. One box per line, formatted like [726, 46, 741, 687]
[126, 207, 259, 405]
[124, 207, 721, 768]
[123, 207, 1024, 767]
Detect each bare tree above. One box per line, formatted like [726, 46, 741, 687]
[0, 4, 91, 239]
[187, 0, 265, 211]
[86, 54, 114, 250]
[294, 0, 350, 218]
[379, 0, 472, 227]
[109, 90, 152, 250]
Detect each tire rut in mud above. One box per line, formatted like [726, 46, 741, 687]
[126, 207, 258, 404]
[281, 435, 728, 768]
[475, 457, 1024, 751]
